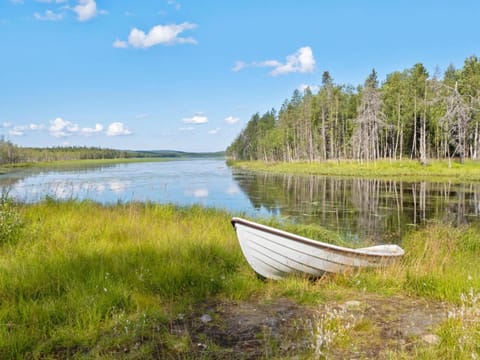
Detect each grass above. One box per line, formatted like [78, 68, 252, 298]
[0, 200, 262, 358]
[333, 222, 480, 301]
[229, 159, 480, 182]
[0, 199, 479, 358]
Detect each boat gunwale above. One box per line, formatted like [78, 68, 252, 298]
[231, 217, 404, 258]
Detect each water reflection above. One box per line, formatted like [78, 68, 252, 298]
[186, 188, 209, 198]
[226, 185, 240, 195]
[0, 159, 272, 218]
[232, 170, 480, 243]
[109, 180, 131, 194]
[0, 163, 119, 194]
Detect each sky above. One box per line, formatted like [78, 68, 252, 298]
[1, 0, 479, 152]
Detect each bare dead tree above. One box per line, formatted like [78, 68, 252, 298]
[419, 80, 429, 165]
[351, 83, 386, 163]
[441, 82, 471, 165]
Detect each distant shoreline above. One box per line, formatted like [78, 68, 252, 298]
[0, 153, 225, 175]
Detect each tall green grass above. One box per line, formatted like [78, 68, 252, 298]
[0, 194, 23, 244]
[1, 200, 479, 358]
[337, 222, 480, 302]
[0, 201, 261, 358]
[230, 159, 480, 182]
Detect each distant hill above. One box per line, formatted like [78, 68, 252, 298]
[133, 150, 225, 158]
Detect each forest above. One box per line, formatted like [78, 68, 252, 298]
[227, 55, 480, 165]
[0, 139, 225, 165]
[0, 140, 139, 165]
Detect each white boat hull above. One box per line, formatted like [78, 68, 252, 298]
[231, 217, 404, 280]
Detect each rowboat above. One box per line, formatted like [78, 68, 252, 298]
[231, 217, 404, 280]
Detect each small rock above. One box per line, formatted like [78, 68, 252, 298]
[422, 334, 440, 345]
[200, 314, 212, 323]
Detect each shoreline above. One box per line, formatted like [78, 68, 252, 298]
[0, 157, 193, 174]
[228, 159, 480, 182]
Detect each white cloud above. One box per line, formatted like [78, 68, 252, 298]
[232, 61, 247, 72]
[208, 127, 221, 134]
[9, 129, 24, 136]
[9, 0, 24, 5]
[182, 114, 208, 124]
[80, 123, 103, 135]
[9, 123, 45, 136]
[272, 47, 315, 75]
[113, 39, 128, 48]
[6, 119, 104, 138]
[106, 122, 132, 136]
[2, 122, 12, 128]
[298, 83, 320, 93]
[234, 46, 316, 76]
[35, 0, 67, 3]
[135, 113, 150, 119]
[49, 117, 77, 137]
[167, 0, 181, 10]
[74, 0, 104, 21]
[49, 117, 105, 137]
[128, 23, 197, 47]
[116, 22, 197, 49]
[26, 124, 44, 130]
[179, 126, 195, 131]
[34, 10, 64, 21]
[225, 116, 239, 125]
[258, 60, 282, 68]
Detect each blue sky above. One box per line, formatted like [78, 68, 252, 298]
[1, 0, 479, 152]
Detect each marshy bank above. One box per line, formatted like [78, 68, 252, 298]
[0, 199, 479, 359]
[228, 159, 480, 182]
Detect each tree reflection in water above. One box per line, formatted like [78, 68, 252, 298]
[232, 169, 480, 244]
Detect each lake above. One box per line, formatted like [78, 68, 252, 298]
[2, 158, 480, 243]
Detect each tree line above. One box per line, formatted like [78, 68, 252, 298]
[0, 139, 225, 165]
[0, 139, 138, 165]
[227, 56, 480, 164]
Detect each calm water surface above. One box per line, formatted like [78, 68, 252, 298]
[0, 159, 268, 215]
[2, 158, 480, 243]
